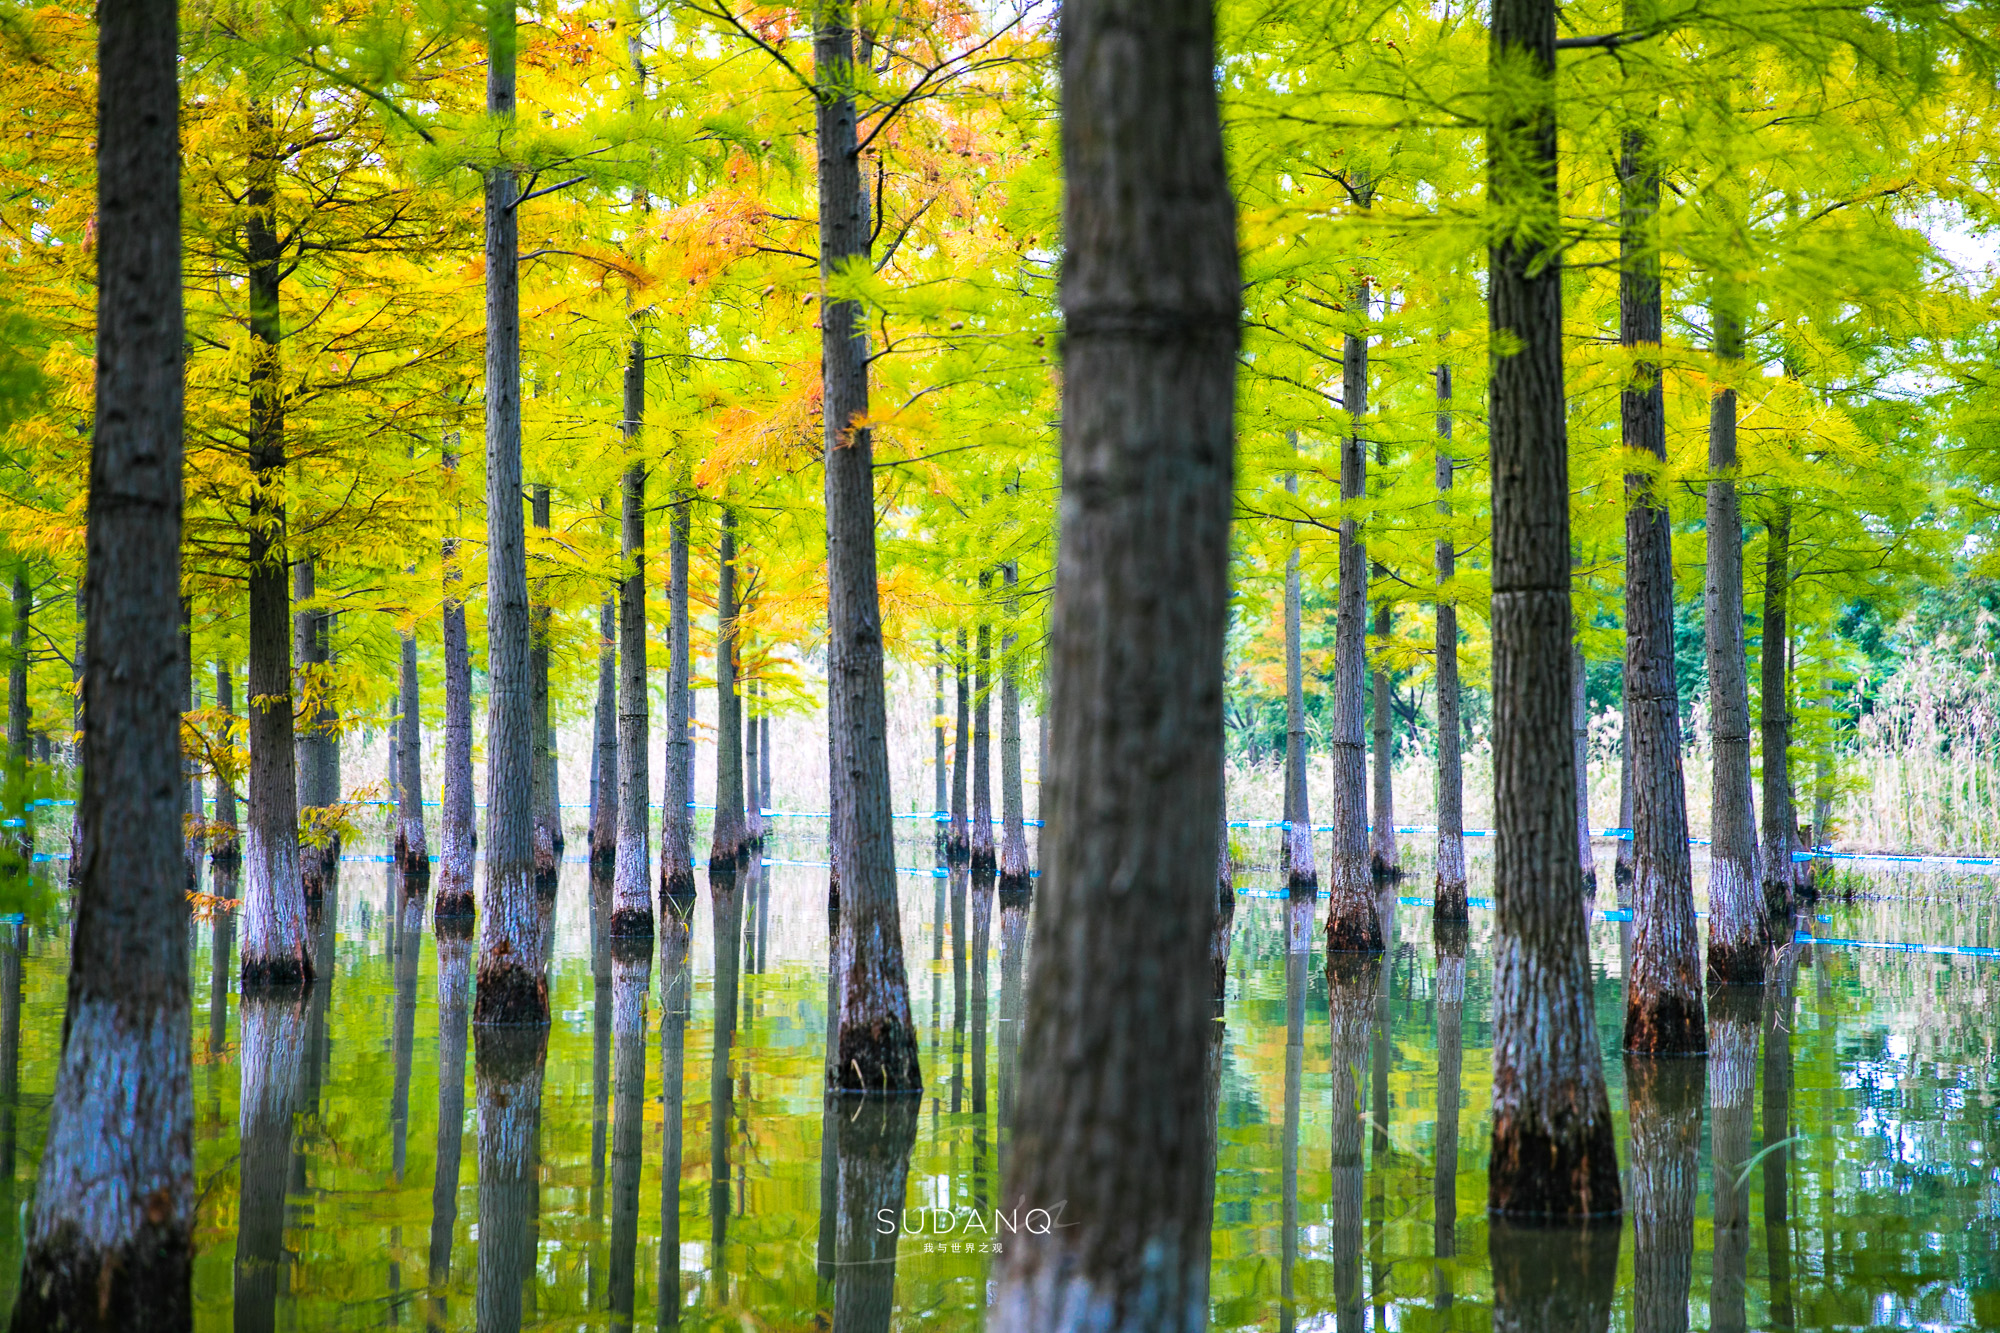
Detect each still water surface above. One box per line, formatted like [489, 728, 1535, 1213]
[0, 829, 1994, 1330]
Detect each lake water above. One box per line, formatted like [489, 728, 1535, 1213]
[0, 825, 1993, 1330]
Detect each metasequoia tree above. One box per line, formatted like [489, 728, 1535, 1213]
[998, 564, 1031, 892]
[1484, 0, 1620, 1218]
[1280, 461, 1317, 895]
[11, 0, 194, 1321]
[1432, 364, 1467, 923]
[530, 484, 561, 882]
[395, 629, 428, 884]
[971, 569, 996, 872]
[612, 364, 652, 938]
[435, 446, 476, 923]
[710, 507, 746, 868]
[660, 478, 696, 902]
[992, 0, 1238, 1322]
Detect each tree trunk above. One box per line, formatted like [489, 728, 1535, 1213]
[12, 7, 194, 1316]
[1432, 923, 1467, 1313]
[1490, 1220, 1619, 1333]
[474, 1026, 546, 1329]
[989, 0, 1236, 1322]
[590, 592, 617, 869]
[1708, 986, 1759, 1333]
[661, 476, 696, 901]
[436, 446, 476, 922]
[1328, 952, 1377, 1332]
[608, 932, 650, 1329]
[474, 3, 545, 1026]
[232, 993, 308, 1333]
[530, 484, 559, 882]
[1212, 756, 1235, 1006]
[1761, 941, 1801, 1328]
[710, 508, 746, 867]
[949, 629, 970, 862]
[8, 571, 30, 867]
[240, 98, 309, 989]
[999, 565, 1031, 893]
[655, 897, 692, 1327]
[1327, 258, 1381, 949]
[1759, 498, 1796, 919]
[395, 632, 429, 885]
[1282, 462, 1317, 895]
[1619, 83, 1705, 1057]
[1625, 1056, 1702, 1333]
[1484, 0, 1621, 1219]
[389, 891, 424, 1187]
[971, 569, 996, 872]
[425, 918, 472, 1326]
[707, 873, 743, 1299]
[933, 649, 948, 859]
[613, 456, 653, 938]
[0, 923, 23, 1178]
[212, 661, 241, 869]
[1615, 707, 1635, 891]
[830, 1098, 919, 1333]
[1280, 906, 1307, 1329]
[290, 563, 326, 898]
[1369, 597, 1400, 878]
[1433, 366, 1467, 924]
[745, 678, 764, 846]
[66, 580, 83, 885]
[1706, 306, 1763, 982]
[1573, 640, 1595, 902]
[816, 8, 920, 1094]
[761, 713, 773, 828]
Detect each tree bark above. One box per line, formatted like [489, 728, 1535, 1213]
[707, 872, 742, 1299]
[1484, 0, 1621, 1219]
[1615, 705, 1635, 891]
[590, 592, 617, 869]
[830, 1098, 919, 1333]
[1625, 1055, 1702, 1333]
[1708, 986, 1759, 1333]
[1759, 497, 1796, 919]
[1762, 940, 1801, 1328]
[1619, 75, 1705, 1056]
[745, 678, 764, 847]
[436, 445, 476, 923]
[933, 649, 948, 859]
[212, 661, 241, 868]
[761, 713, 773, 828]
[661, 476, 696, 901]
[1328, 951, 1377, 1332]
[999, 565, 1031, 893]
[1369, 596, 1400, 878]
[240, 98, 309, 989]
[1280, 905, 1307, 1330]
[1433, 366, 1467, 924]
[971, 568, 996, 871]
[990, 0, 1236, 1323]
[613, 455, 652, 938]
[425, 918, 473, 1326]
[655, 897, 692, 1328]
[1706, 305, 1763, 983]
[1574, 639, 1596, 901]
[232, 993, 307, 1333]
[473, 1026, 546, 1330]
[7, 572, 33, 868]
[949, 629, 971, 862]
[530, 484, 560, 882]
[608, 932, 650, 1330]
[709, 507, 746, 867]
[395, 632, 429, 885]
[474, 2, 545, 1026]
[1328, 257, 1382, 948]
[1432, 923, 1467, 1314]
[1212, 759, 1235, 1006]
[12, 7, 194, 1317]
[816, 8, 919, 1094]
[293, 559, 339, 891]
[1282, 460, 1317, 895]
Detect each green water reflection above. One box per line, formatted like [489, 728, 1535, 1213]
[0, 834, 1994, 1329]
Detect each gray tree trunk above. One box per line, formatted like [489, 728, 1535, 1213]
[213, 661, 241, 869]
[1281, 461, 1317, 894]
[530, 484, 560, 882]
[426, 919, 473, 1319]
[707, 874, 742, 1297]
[612, 455, 652, 938]
[655, 898, 692, 1326]
[709, 508, 746, 867]
[1761, 942, 1801, 1327]
[999, 565, 1031, 892]
[1432, 923, 1467, 1312]
[1615, 719, 1635, 892]
[745, 677, 764, 846]
[1574, 640, 1596, 903]
[1759, 498, 1797, 919]
[761, 713, 773, 824]
[232, 993, 308, 1332]
[815, 8, 919, 1093]
[1328, 952, 1377, 1331]
[1619, 83, 1705, 1057]
[1706, 306, 1763, 982]
[949, 629, 970, 862]
[590, 592, 617, 869]
[1484, 0, 1621, 1219]
[1433, 366, 1467, 923]
[11, 7, 195, 1316]
[933, 649, 948, 859]
[474, 4, 545, 1025]
[607, 930, 650, 1328]
[1708, 986, 1759, 1333]
[396, 632, 429, 884]
[436, 445, 476, 922]
[1328, 259, 1382, 948]
[971, 569, 996, 871]
[292, 558, 338, 894]
[473, 1027, 546, 1329]
[990, 0, 1237, 1322]
[1369, 597, 1400, 878]
[661, 476, 696, 901]
[1625, 1056, 1703, 1333]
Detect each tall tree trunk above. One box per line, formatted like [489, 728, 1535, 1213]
[1759, 498, 1796, 920]
[760, 713, 773, 830]
[1433, 366, 1467, 924]
[949, 629, 970, 862]
[66, 581, 82, 884]
[608, 933, 650, 1330]
[396, 632, 429, 885]
[990, 0, 1236, 1321]
[1574, 640, 1595, 901]
[613, 454, 652, 938]
[933, 648, 948, 859]
[7, 571, 29, 867]
[816, 8, 919, 1093]
[426, 919, 473, 1327]
[1282, 460, 1317, 895]
[1708, 986, 1759, 1333]
[213, 660, 241, 869]
[182, 623, 200, 882]
[710, 508, 745, 867]
[1761, 940, 1800, 1328]
[1432, 922, 1466, 1314]
[232, 994, 307, 1333]
[661, 476, 695, 901]
[1484, 0, 1621, 1219]
[530, 484, 560, 882]
[745, 677, 764, 846]
[474, 1, 544, 1025]
[971, 569, 996, 872]
[0, 922, 22, 1181]
[1619, 64, 1705, 1057]
[1279, 904, 1307, 1330]
[473, 1027, 546, 1329]
[11, 5, 194, 1317]
[590, 592, 617, 869]
[1327, 952, 1377, 1332]
[707, 873, 742, 1298]
[1369, 595, 1400, 878]
[1328, 255, 1381, 948]
[1706, 305, 1763, 982]
[655, 898, 692, 1327]
[1625, 1056, 1702, 1333]
[241, 99, 309, 989]
[291, 561, 333, 899]
[830, 1098, 919, 1333]
[1212, 752, 1235, 1006]
[436, 446, 476, 923]
[999, 565, 1031, 892]
[1615, 706, 1635, 891]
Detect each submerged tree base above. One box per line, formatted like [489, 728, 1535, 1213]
[608, 906, 654, 942]
[1434, 879, 1469, 928]
[1488, 1111, 1623, 1218]
[1370, 854, 1403, 882]
[433, 887, 476, 925]
[12, 1222, 194, 1333]
[1623, 986, 1708, 1055]
[1706, 936, 1768, 987]
[659, 865, 698, 904]
[1324, 909, 1384, 954]
[832, 1017, 923, 1096]
[1489, 1216, 1620, 1331]
[1286, 869, 1318, 897]
[395, 847, 432, 892]
[241, 952, 313, 989]
[473, 958, 549, 1027]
